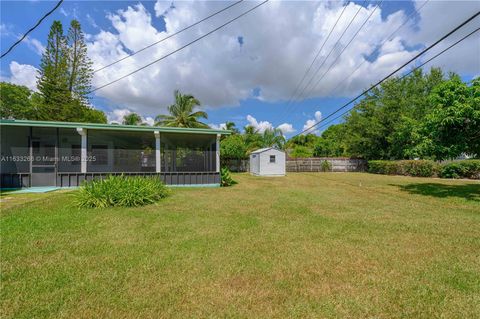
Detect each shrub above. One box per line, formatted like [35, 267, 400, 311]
[76, 175, 170, 208]
[221, 167, 237, 187]
[368, 160, 437, 177]
[320, 160, 332, 172]
[368, 160, 399, 175]
[438, 160, 480, 179]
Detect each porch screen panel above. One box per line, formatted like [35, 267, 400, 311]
[0, 126, 30, 173]
[87, 130, 155, 172]
[161, 133, 216, 172]
[58, 128, 81, 172]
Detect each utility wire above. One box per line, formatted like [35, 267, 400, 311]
[293, 11, 480, 137]
[313, 26, 480, 133]
[1, 0, 64, 59]
[281, 4, 349, 111]
[93, 0, 244, 73]
[90, 0, 269, 93]
[288, 0, 368, 104]
[306, 0, 383, 99]
[278, 0, 367, 121]
[327, 0, 430, 97]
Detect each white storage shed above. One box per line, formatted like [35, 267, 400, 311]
[249, 147, 286, 176]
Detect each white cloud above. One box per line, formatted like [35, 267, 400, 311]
[302, 111, 322, 135]
[277, 123, 295, 134]
[8, 1, 478, 119]
[2, 61, 39, 91]
[246, 115, 294, 134]
[246, 114, 273, 133]
[209, 123, 227, 130]
[24, 37, 45, 56]
[107, 108, 154, 125]
[86, 14, 99, 29]
[154, 0, 173, 18]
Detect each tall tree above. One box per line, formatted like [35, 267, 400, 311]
[224, 121, 239, 134]
[37, 20, 70, 113]
[123, 113, 142, 125]
[418, 76, 480, 159]
[66, 20, 93, 101]
[155, 90, 208, 128]
[0, 83, 40, 120]
[261, 128, 285, 149]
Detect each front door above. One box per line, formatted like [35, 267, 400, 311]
[31, 127, 57, 187]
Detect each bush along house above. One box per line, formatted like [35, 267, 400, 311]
[0, 119, 230, 188]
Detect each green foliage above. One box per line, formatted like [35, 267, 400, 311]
[418, 76, 480, 159]
[155, 90, 208, 128]
[438, 160, 480, 179]
[343, 68, 447, 159]
[368, 160, 438, 177]
[7, 20, 106, 123]
[221, 134, 247, 159]
[66, 20, 93, 101]
[123, 113, 142, 125]
[76, 175, 170, 208]
[0, 82, 42, 120]
[289, 145, 313, 158]
[321, 160, 332, 172]
[261, 128, 286, 149]
[313, 124, 348, 157]
[220, 167, 237, 187]
[37, 20, 70, 108]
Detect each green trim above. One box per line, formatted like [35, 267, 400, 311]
[0, 119, 230, 135]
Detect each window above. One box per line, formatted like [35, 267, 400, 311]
[270, 155, 276, 163]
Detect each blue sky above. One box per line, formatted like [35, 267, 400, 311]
[1, 1, 479, 136]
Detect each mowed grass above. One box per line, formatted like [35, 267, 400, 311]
[1, 173, 479, 319]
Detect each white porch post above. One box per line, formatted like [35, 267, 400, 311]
[216, 134, 220, 173]
[154, 131, 161, 173]
[76, 128, 87, 173]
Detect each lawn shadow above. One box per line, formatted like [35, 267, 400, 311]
[391, 183, 480, 202]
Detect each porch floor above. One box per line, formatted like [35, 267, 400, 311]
[2, 187, 62, 194]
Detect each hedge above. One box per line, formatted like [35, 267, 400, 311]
[438, 160, 480, 179]
[368, 159, 480, 179]
[368, 160, 438, 177]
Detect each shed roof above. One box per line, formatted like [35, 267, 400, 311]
[251, 147, 284, 154]
[0, 119, 230, 135]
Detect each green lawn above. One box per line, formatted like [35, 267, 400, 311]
[1, 173, 479, 318]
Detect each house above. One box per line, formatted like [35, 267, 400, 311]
[249, 147, 286, 176]
[0, 119, 229, 188]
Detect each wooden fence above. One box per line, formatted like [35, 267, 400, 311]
[222, 158, 366, 173]
[286, 157, 367, 172]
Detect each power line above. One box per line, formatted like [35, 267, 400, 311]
[290, 0, 368, 103]
[293, 11, 480, 138]
[327, 0, 430, 97]
[313, 26, 480, 133]
[306, 0, 383, 99]
[281, 4, 349, 111]
[93, 0, 244, 73]
[90, 0, 269, 94]
[278, 0, 368, 121]
[0, 0, 64, 59]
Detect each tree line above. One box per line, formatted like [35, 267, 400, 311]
[221, 69, 479, 161]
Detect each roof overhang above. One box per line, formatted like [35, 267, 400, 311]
[0, 119, 231, 135]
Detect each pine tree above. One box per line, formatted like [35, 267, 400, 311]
[37, 20, 70, 117]
[66, 20, 93, 102]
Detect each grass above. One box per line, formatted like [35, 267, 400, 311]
[1, 173, 479, 318]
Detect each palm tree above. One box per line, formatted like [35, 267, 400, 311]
[155, 90, 208, 128]
[261, 128, 286, 149]
[224, 121, 239, 134]
[123, 113, 142, 125]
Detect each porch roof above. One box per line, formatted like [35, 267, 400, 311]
[0, 119, 230, 135]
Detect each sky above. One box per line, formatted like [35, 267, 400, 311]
[1, 0, 479, 137]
